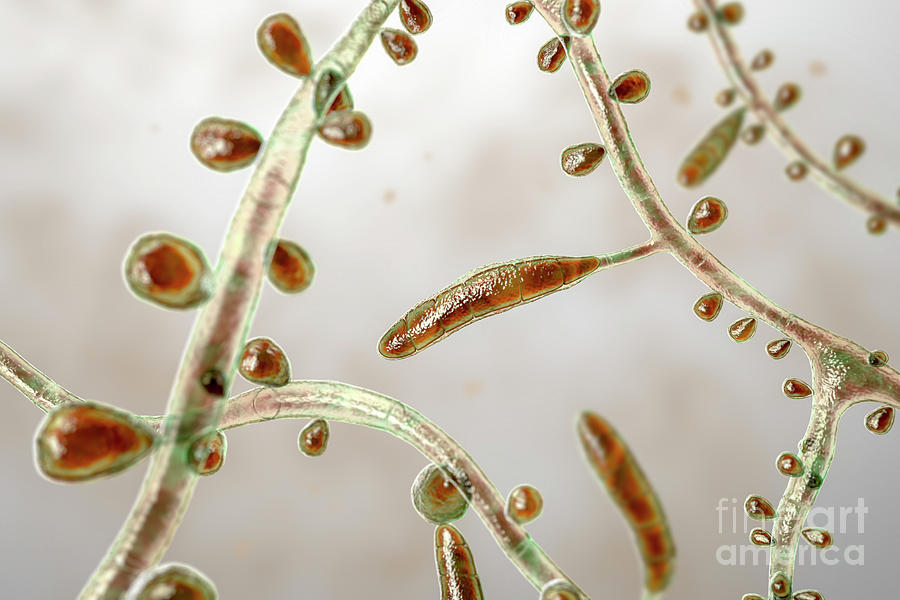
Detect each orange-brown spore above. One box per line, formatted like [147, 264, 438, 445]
[190, 118, 262, 172]
[399, 0, 433, 34]
[505, 1, 533, 25]
[834, 135, 864, 170]
[693, 292, 723, 321]
[612, 71, 650, 103]
[561, 143, 605, 176]
[774, 83, 800, 111]
[742, 124, 765, 145]
[299, 419, 329, 456]
[729, 317, 756, 342]
[562, 0, 600, 36]
[268, 239, 314, 294]
[783, 378, 812, 399]
[318, 111, 372, 149]
[785, 161, 807, 181]
[239, 337, 290, 386]
[865, 406, 894, 434]
[38, 404, 155, 481]
[142, 243, 194, 292]
[766, 339, 792, 359]
[687, 196, 727, 234]
[381, 28, 418, 65]
[537, 38, 566, 73]
[745, 495, 776, 520]
[718, 2, 744, 24]
[51, 408, 139, 470]
[687, 12, 708, 32]
[577, 412, 674, 592]
[378, 256, 600, 359]
[751, 49, 774, 71]
[258, 14, 312, 77]
[507, 484, 543, 524]
[866, 216, 887, 235]
[777, 452, 803, 476]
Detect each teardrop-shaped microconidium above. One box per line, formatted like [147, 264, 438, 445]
[380, 28, 418, 65]
[750, 527, 773, 546]
[399, 0, 433, 35]
[776, 452, 803, 477]
[729, 317, 757, 342]
[793, 591, 824, 600]
[610, 70, 651, 104]
[561, 143, 606, 176]
[190, 117, 262, 172]
[541, 580, 581, 600]
[833, 135, 865, 170]
[717, 2, 744, 24]
[506, 1, 534, 25]
[124, 232, 213, 310]
[868, 350, 889, 366]
[751, 49, 774, 70]
[298, 419, 330, 456]
[716, 88, 736, 107]
[678, 107, 745, 187]
[783, 378, 812, 399]
[771, 572, 791, 599]
[785, 161, 808, 181]
[801, 527, 833, 549]
[745, 494, 776, 520]
[742, 595, 765, 600]
[766, 339, 792, 359]
[239, 337, 291, 387]
[774, 83, 801, 111]
[35, 402, 156, 483]
[124, 563, 216, 600]
[693, 292, 723, 321]
[411, 463, 469, 524]
[865, 405, 894, 434]
[317, 110, 372, 150]
[742, 124, 765, 145]
[189, 430, 227, 476]
[267, 239, 315, 294]
[866, 215, 887, 235]
[257, 13, 313, 77]
[687, 12, 708, 32]
[687, 196, 728, 234]
[537, 37, 567, 73]
[506, 484, 544, 524]
[562, 0, 600, 37]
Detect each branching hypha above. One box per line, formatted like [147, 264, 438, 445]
[2, 1, 900, 599]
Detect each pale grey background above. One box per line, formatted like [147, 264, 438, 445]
[1, 0, 899, 598]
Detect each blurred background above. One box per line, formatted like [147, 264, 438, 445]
[1, 0, 899, 597]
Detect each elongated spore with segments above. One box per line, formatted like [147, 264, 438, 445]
[576, 411, 675, 593]
[378, 255, 602, 358]
[678, 106, 745, 187]
[434, 524, 484, 600]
